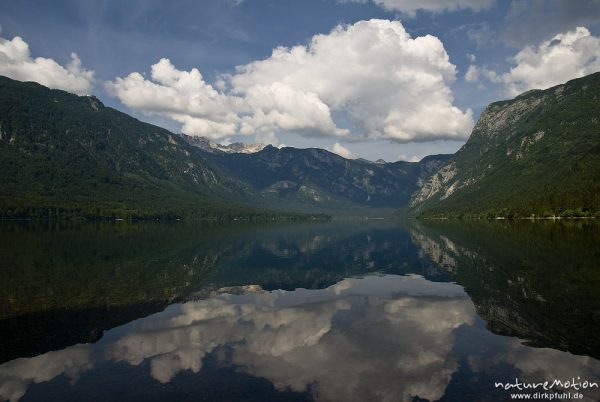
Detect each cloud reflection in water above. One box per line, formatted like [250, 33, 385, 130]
[1, 274, 598, 402]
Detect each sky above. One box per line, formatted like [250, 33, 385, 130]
[1, 0, 600, 162]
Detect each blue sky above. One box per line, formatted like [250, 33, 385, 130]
[1, 0, 600, 161]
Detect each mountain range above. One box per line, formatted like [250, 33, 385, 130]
[0, 76, 272, 220]
[1, 71, 599, 220]
[185, 139, 449, 214]
[0, 75, 446, 219]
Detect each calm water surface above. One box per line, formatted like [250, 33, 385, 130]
[0, 220, 599, 401]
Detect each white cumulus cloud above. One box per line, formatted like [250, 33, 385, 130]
[502, 27, 600, 96]
[464, 65, 480, 82]
[0, 35, 94, 95]
[475, 27, 600, 97]
[107, 19, 473, 144]
[0, 275, 473, 402]
[399, 154, 420, 162]
[331, 142, 354, 159]
[106, 58, 242, 138]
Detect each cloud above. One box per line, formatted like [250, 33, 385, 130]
[466, 23, 495, 47]
[1, 275, 472, 402]
[464, 65, 480, 82]
[106, 58, 242, 138]
[399, 154, 420, 162]
[0, 35, 94, 95]
[503, 27, 600, 96]
[107, 19, 473, 143]
[503, 339, 600, 401]
[467, 53, 476, 62]
[502, 0, 600, 48]
[339, 0, 494, 17]
[476, 27, 600, 97]
[2, 274, 599, 402]
[331, 142, 354, 159]
[0, 345, 92, 402]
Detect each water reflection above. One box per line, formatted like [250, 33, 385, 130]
[2, 274, 599, 402]
[0, 221, 445, 363]
[410, 220, 600, 358]
[1, 220, 599, 401]
[0, 221, 235, 362]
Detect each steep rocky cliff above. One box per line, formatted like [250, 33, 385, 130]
[410, 72, 600, 218]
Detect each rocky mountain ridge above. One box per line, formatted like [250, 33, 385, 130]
[193, 144, 450, 213]
[410, 72, 600, 218]
[181, 134, 266, 154]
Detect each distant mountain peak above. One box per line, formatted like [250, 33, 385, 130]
[355, 158, 387, 164]
[181, 134, 266, 154]
[215, 141, 266, 154]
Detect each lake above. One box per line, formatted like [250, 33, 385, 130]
[0, 219, 599, 401]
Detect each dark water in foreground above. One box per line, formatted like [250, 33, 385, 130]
[0, 220, 599, 402]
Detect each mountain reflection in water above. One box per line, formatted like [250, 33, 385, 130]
[0, 220, 598, 402]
